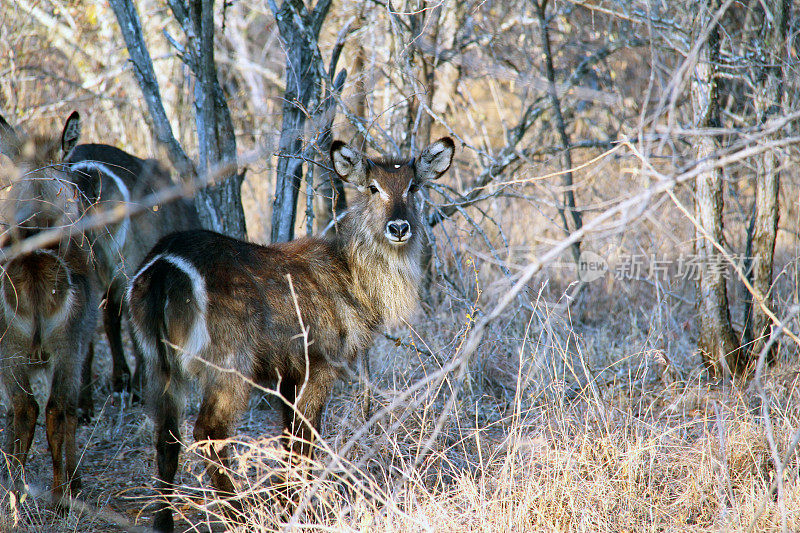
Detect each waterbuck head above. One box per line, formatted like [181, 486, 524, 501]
[330, 137, 454, 251]
[0, 112, 82, 245]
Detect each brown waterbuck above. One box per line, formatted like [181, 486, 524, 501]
[62, 112, 201, 396]
[0, 114, 98, 504]
[127, 136, 454, 531]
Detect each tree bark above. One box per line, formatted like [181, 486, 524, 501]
[313, 70, 348, 233]
[744, 0, 789, 363]
[692, 0, 742, 374]
[269, 0, 331, 243]
[182, 0, 246, 238]
[108, 0, 195, 179]
[111, 0, 246, 239]
[412, 8, 437, 153]
[350, 16, 368, 151]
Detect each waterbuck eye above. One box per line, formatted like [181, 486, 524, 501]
[368, 185, 379, 195]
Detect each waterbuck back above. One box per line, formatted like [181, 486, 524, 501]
[126, 136, 454, 531]
[63, 112, 201, 393]
[0, 114, 98, 505]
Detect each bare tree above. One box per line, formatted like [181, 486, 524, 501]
[310, 66, 348, 234]
[417, 2, 634, 235]
[109, 0, 247, 238]
[405, 6, 438, 153]
[743, 0, 791, 363]
[692, 0, 742, 374]
[533, 0, 582, 263]
[268, 0, 331, 243]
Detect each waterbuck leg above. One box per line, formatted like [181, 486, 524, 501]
[64, 403, 80, 492]
[47, 358, 82, 507]
[59, 347, 85, 492]
[78, 342, 94, 423]
[129, 324, 145, 398]
[279, 370, 334, 461]
[45, 397, 67, 504]
[152, 387, 182, 533]
[193, 383, 248, 524]
[276, 369, 334, 514]
[126, 316, 146, 398]
[4, 388, 38, 489]
[104, 281, 131, 393]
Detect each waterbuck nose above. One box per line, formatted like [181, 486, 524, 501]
[387, 220, 410, 241]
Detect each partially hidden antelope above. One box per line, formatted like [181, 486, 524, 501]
[0, 114, 98, 504]
[127, 136, 454, 531]
[63, 112, 200, 397]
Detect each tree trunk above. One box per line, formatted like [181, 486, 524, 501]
[692, 0, 742, 374]
[351, 24, 368, 150]
[189, 0, 246, 238]
[269, 0, 331, 243]
[111, 0, 246, 239]
[535, 0, 582, 264]
[744, 0, 789, 363]
[414, 30, 436, 153]
[407, 5, 441, 286]
[109, 0, 195, 179]
[313, 71, 348, 233]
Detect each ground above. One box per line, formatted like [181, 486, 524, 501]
[2, 309, 800, 532]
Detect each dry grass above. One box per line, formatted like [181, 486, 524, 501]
[1, 283, 799, 533]
[2, 289, 798, 533]
[138, 351, 800, 532]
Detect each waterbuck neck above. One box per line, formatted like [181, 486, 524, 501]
[334, 212, 424, 328]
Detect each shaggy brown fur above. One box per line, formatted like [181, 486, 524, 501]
[126, 137, 454, 532]
[0, 114, 98, 506]
[63, 112, 200, 395]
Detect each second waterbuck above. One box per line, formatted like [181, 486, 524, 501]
[64, 111, 201, 395]
[0, 115, 98, 505]
[127, 136, 454, 531]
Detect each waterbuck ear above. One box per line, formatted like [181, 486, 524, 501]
[330, 140, 366, 184]
[0, 114, 21, 160]
[416, 136, 454, 182]
[61, 111, 81, 159]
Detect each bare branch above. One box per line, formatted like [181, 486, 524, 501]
[534, 0, 582, 262]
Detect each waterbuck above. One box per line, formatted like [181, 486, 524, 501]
[62, 112, 201, 396]
[0, 114, 98, 504]
[127, 136, 454, 531]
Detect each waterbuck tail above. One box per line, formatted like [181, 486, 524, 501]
[31, 312, 43, 358]
[128, 254, 209, 385]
